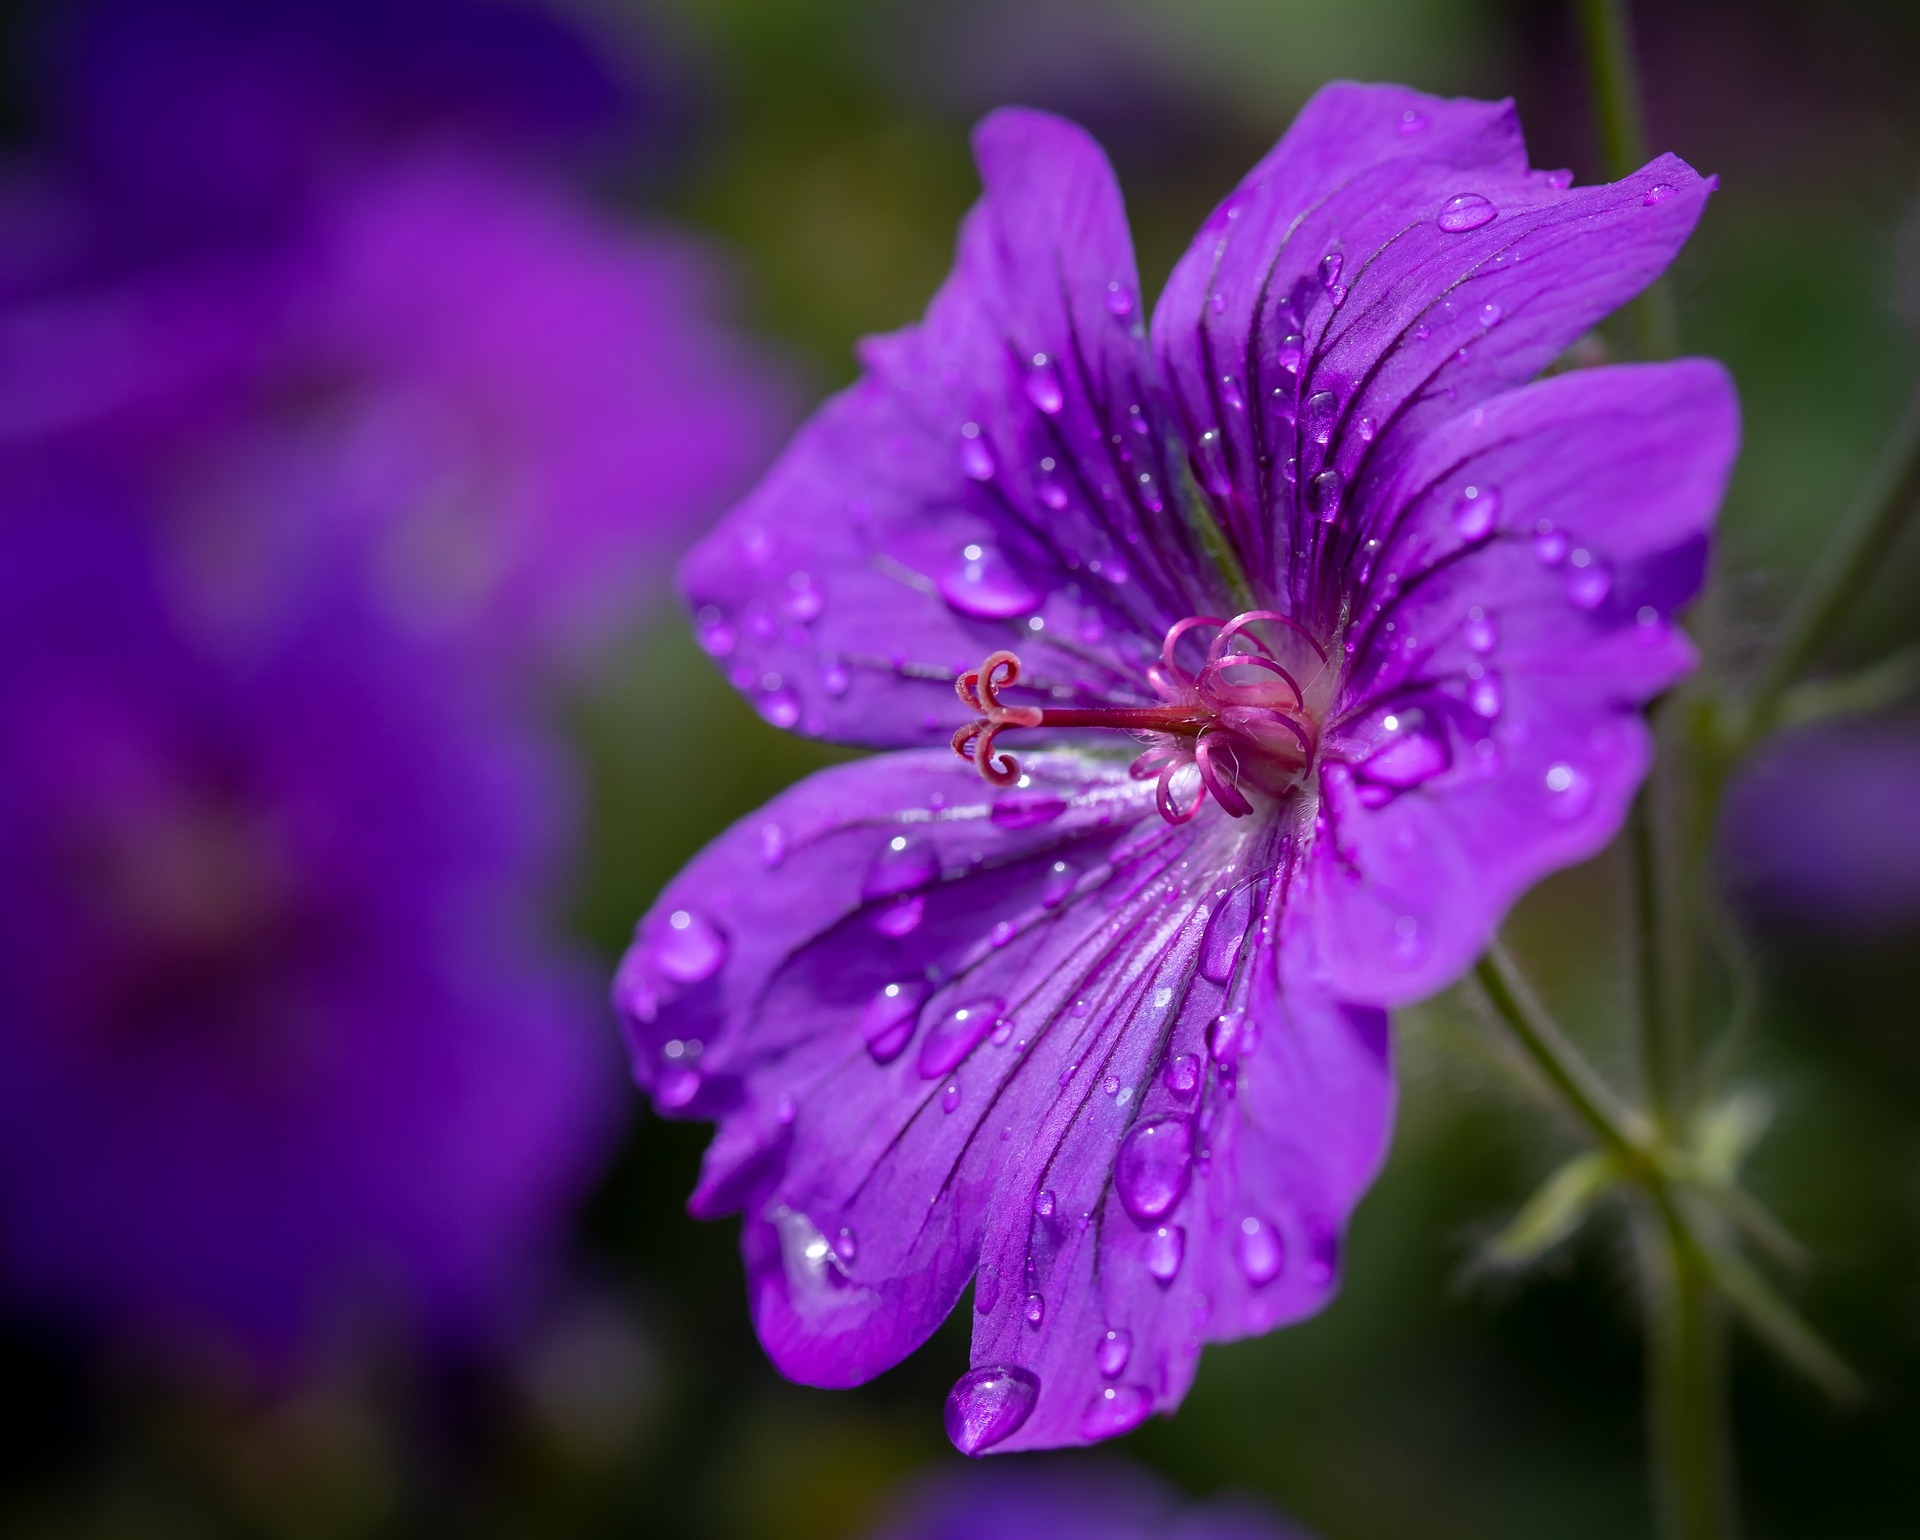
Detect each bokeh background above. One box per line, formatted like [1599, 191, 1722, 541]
[2, 0, 1918, 1536]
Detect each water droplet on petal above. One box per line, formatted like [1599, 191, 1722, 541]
[1194, 429, 1233, 497]
[1199, 884, 1254, 984]
[1302, 389, 1337, 445]
[938, 541, 1041, 619]
[1163, 1053, 1201, 1099]
[1357, 415, 1376, 441]
[1318, 252, 1344, 288]
[1465, 606, 1499, 654]
[1038, 471, 1070, 510]
[1469, 671, 1504, 719]
[1080, 1383, 1153, 1440]
[1309, 470, 1343, 523]
[758, 685, 800, 729]
[1105, 280, 1135, 318]
[1362, 727, 1447, 790]
[1115, 1117, 1193, 1222]
[1041, 860, 1075, 908]
[1564, 549, 1613, 608]
[1024, 355, 1065, 415]
[1144, 1224, 1186, 1282]
[975, 1263, 1001, 1314]
[943, 1082, 962, 1113]
[1533, 526, 1570, 566]
[1545, 762, 1594, 820]
[1236, 1215, 1285, 1286]
[1024, 1293, 1045, 1325]
[695, 605, 736, 657]
[820, 657, 850, 697]
[1327, 283, 1348, 307]
[1478, 300, 1504, 328]
[918, 996, 1008, 1079]
[1096, 1328, 1132, 1377]
[1220, 375, 1246, 411]
[759, 823, 788, 868]
[1208, 1009, 1249, 1064]
[991, 790, 1068, 829]
[656, 1065, 701, 1109]
[1545, 168, 1573, 189]
[864, 835, 940, 900]
[958, 423, 995, 481]
[1436, 192, 1497, 233]
[652, 908, 727, 983]
[1643, 183, 1676, 206]
[862, 980, 927, 1064]
[782, 571, 824, 621]
[945, 1365, 1039, 1455]
[1034, 1189, 1055, 1217]
[871, 893, 924, 937]
[1397, 107, 1430, 136]
[1452, 484, 1501, 540]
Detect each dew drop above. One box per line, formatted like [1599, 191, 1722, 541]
[1115, 1117, 1193, 1222]
[862, 980, 927, 1064]
[1465, 605, 1499, 654]
[1102, 1074, 1120, 1096]
[1145, 1224, 1186, 1282]
[1220, 375, 1246, 412]
[1041, 860, 1075, 908]
[918, 996, 1008, 1079]
[1436, 192, 1497, 233]
[1034, 1189, 1055, 1218]
[1194, 429, 1233, 497]
[991, 790, 1068, 829]
[758, 822, 788, 868]
[1080, 1383, 1153, 1440]
[1469, 671, 1504, 719]
[1302, 389, 1338, 445]
[1038, 472, 1070, 510]
[958, 423, 995, 481]
[1096, 1327, 1132, 1377]
[938, 541, 1041, 619]
[834, 1227, 857, 1264]
[656, 1065, 701, 1109]
[1361, 728, 1447, 790]
[1163, 1053, 1201, 1099]
[1545, 761, 1594, 820]
[1564, 550, 1613, 609]
[782, 571, 824, 621]
[694, 605, 736, 657]
[1105, 280, 1136, 318]
[1533, 526, 1570, 566]
[1309, 470, 1344, 523]
[1643, 183, 1676, 206]
[1327, 283, 1348, 307]
[757, 683, 801, 729]
[1199, 885, 1253, 984]
[1397, 107, 1430, 136]
[945, 1365, 1039, 1455]
[872, 893, 924, 937]
[819, 657, 850, 697]
[864, 836, 939, 900]
[1478, 300, 1504, 328]
[1024, 354, 1066, 415]
[1357, 415, 1376, 442]
[1235, 1215, 1285, 1286]
[943, 1082, 962, 1113]
[1545, 168, 1573, 189]
[652, 908, 726, 983]
[975, 1263, 1001, 1315]
[1208, 1010, 1249, 1064]
[1318, 252, 1344, 289]
[1451, 484, 1501, 540]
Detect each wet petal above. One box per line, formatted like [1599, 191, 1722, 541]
[1152, 82, 1713, 616]
[1298, 361, 1738, 1002]
[680, 108, 1213, 749]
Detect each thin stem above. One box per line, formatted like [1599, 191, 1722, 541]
[1749, 379, 1920, 728]
[1640, 1203, 1737, 1540]
[1629, 787, 1676, 1119]
[1578, 0, 1677, 359]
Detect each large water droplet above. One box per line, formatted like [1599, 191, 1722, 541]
[1024, 1293, 1045, 1326]
[652, 908, 726, 983]
[991, 790, 1068, 829]
[1302, 389, 1337, 445]
[1436, 192, 1497, 233]
[1199, 884, 1254, 984]
[1361, 728, 1447, 790]
[1545, 168, 1574, 189]
[1080, 1383, 1153, 1440]
[1096, 1327, 1132, 1377]
[1144, 1224, 1186, 1282]
[1564, 549, 1613, 609]
[1318, 252, 1344, 289]
[1024, 354, 1065, 415]
[1105, 281, 1136, 318]
[918, 996, 1007, 1079]
[1194, 429, 1233, 497]
[1236, 1215, 1285, 1286]
[1163, 1053, 1201, 1099]
[864, 835, 939, 900]
[656, 1065, 701, 1109]
[1452, 484, 1500, 540]
[862, 980, 927, 1064]
[958, 423, 995, 481]
[1115, 1117, 1193, 1222]
[938, 542, 1041, 620]
[872, 894, 925, 937]
[1545, 761, 1594, 821]
[1643, 183, 1676, 206]
[945, 1365, 1039, 1456]
[1309, 470, 1343, 523]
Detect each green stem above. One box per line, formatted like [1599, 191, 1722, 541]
[1628, 787, 1677, 1119]
[1641, 1204, 1737, 1540]
[1577, 0, 1677, 359]
[1748, 379, 1920, 731]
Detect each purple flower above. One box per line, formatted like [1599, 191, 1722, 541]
[870, 1461, 1315, 1540]
[614, 85, 1739, 1452]
[0, 477, 614, 1357]
[1721, 722, 1920, 935]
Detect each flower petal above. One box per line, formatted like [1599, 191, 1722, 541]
[679, 108, 1213, 748]
[1152, 81, 1713, 615]
[1296, 360, 1739, 1003]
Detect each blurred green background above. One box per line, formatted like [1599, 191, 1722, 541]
[7, 0, 1920, 1536]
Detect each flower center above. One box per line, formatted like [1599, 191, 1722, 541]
[953, 610, 1330, 824]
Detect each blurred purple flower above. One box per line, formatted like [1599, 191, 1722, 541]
[1721, 722, 1920, 935]
[0, 475, 614, 1356]
[870, 1461, 1314, 1540]
[614, 86, 1738, 1452]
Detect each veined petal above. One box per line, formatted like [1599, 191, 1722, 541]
[679, 108, 1211, 749]
[1152, 81, 1713, 618]
[1295, 361, 1739, 1003]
